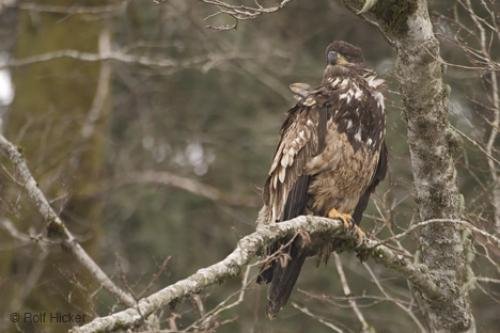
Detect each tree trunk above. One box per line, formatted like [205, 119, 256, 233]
[346, 0, 475, 331]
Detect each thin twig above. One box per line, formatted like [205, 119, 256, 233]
[363, 263, 427, 333]
[333, 253, 372, 332]
[372, 218, 500, 249]
[291, 302, 345, 333]
[17, 1, 127, 15]
[118, 170, 259, 207]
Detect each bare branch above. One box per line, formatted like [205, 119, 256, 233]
[0, 223, 49, 331]
[0, 49, 244, 71]
[17, 1, 128, 15]
[357, 0, 378, 14]
[0, 218, 32, 244]
[184, 265, 252, 331]
[0, 134, 136, 307]
[461, 0, 500, 233]
[291, 302, 345, 333]
[0, 49, 173, 69]
[363, 263, 427, 333]
[333, 253, 373, 333]
[197, 0, 293, 21]
[373, 218, 500, 249]
[80, 29, 112, 141]
[451, 125, 500, 167]
[119, 170, 259, 207]
[71, 215, 442, 333]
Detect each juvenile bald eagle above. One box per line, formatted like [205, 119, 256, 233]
[257, 41, 388, 317]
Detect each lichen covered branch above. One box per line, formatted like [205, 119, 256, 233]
[71, 215, 442, 333]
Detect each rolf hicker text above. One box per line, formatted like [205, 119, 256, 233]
[9, 312, 86, 324]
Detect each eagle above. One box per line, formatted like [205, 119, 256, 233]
[256, 41, 388, 317]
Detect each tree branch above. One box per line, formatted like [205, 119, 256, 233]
[197, 0, 293, 20]
[333, 253, 373, 333]
[0, 134, 136, 307]
[16, 1, 128, 15]
[291, 302, 345, 333]
[0, 49, 243, 71]
[71, 215, 442, 333]
[119, 170, 259, 207]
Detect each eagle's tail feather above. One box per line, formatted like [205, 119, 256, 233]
[256, 242, 278, 284]
[266, 241, 306, 318]
[257, 174, 311, 316]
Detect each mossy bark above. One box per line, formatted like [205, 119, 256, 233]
[346, 0, 474, 331]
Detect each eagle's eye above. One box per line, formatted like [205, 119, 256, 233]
[327, 50, 337, 65]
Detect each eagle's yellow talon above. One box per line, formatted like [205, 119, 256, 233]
[353, 226, 366, 246]
[355, 227, 366, 239]
[327, 208, 353, 229]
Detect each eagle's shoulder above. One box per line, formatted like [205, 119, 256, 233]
[319, 71, 386, 152]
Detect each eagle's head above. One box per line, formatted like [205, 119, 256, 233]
[325, 40, 364, 66]
[323, 41, 364, 82]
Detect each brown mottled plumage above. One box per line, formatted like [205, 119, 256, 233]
[257, 41, 388, 317]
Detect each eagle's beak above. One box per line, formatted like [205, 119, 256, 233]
[327, 51, 349, 65]
[336, 55, 349, 65]
[327, 51, 337, 65]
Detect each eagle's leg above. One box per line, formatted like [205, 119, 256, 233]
[352, 227, 366, 245]
[327, 208, 365, 244]
[327, 208, 353, 229]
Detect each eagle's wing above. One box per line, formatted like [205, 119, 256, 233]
[258, 92, 330, 316]
[352, 141, 388, 224]
[263, 99, 327, 224]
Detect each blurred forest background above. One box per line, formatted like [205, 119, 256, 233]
[0, 0, 499, 332]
